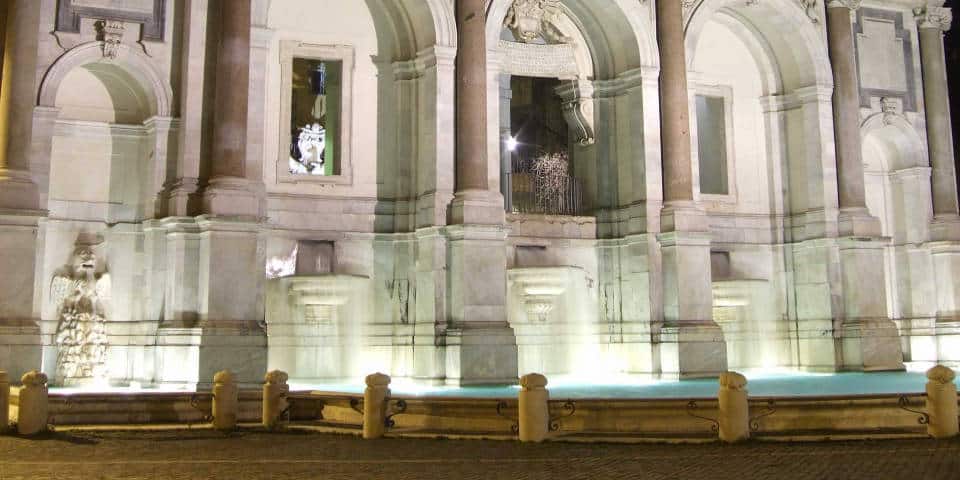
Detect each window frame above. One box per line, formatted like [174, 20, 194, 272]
[690, 83, 737, 204]
[277, 41, 354, 185]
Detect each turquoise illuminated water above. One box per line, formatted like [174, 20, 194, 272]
[297, 371, 929, 399]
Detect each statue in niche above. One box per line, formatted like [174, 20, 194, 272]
[50, 239, 111, 386]
[504, 0, 571, 44]
[289, 123, 326, 175]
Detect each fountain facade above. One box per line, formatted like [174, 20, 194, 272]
[0, 0, 958, 392]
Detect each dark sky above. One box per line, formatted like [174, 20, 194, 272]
[945, 0, 960, 179]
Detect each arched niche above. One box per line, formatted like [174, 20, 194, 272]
[39, 42, 173, 118]
[861, 113, 931, 243]
[37, 41, 175, 224]
[685, 0, 832, 93]
[687, 0, 836, 230]
[489, 0, 657, 224]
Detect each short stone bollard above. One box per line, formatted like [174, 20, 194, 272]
[718, 371, 749, 443]
[362, 372, 391, 439]
[262, 370, 289, 430]
[0, 371, 9, 434]
[519, 373, 550, 442]
[212, 370, 239, 431]
[925, 365, 959, 439]
[18, 371, 49, 436]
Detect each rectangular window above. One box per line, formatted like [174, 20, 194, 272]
[289, 58, 341, 176]
[278, 42, 353, 185]
[695, 94, 729, 196]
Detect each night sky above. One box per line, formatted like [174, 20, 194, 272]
[946, 0, 960, 182]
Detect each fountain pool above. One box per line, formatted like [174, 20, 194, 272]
[292, 371, 929, 399]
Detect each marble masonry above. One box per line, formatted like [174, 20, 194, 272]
[0, 0, 958, 388]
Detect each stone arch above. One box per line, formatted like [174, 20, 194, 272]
[686, 0, 832, 93]
[363, 0, 456, 61]
[860, 113, 927, 173]
[38, 41, 173, 118]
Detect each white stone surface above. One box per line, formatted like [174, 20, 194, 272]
[0, 0, 957, 388]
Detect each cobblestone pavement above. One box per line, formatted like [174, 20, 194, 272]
[1, 430, 958, 480]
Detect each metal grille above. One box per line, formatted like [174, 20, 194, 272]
[511, 152, 583, 215]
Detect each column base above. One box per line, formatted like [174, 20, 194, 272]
[443, 324, 518, 386]
[930, 214, 960, 242]
[839, 319, 905, 371]
[201, 177, 263, 219]
[450, 189, 505, 225]
[659, 322, 728, 379]
[837, 207, 882, 238]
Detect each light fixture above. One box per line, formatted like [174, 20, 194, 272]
[507, 136, 518, 152]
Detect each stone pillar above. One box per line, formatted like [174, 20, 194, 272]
[262, 370, 289, 430]
[202, 0, 259, 217]
[362, 372, 390, 440]
[0, 0, 40, 211]
[825, 1, 902, 371]
[212, 370, 238, 431]
[16, 371, 47, 436]
[186, 1, 266, 389]
[718, 371, 749, 443]
[915, 6, 959, 225]
[655, 0, 726, 378]
[925, 365, 959, 439]
[826, 1, 874, 232]
[0, 371, 8, 433]
[443, 0, 517, 386]
[499, 74, 512, 212]
[518, 373, 549, 442]
[657, 0, 693, 206]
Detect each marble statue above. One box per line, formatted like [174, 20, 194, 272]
[50, 244, 111, 386]
[504, 0, 571, 44]
[289, 123, 327, 175]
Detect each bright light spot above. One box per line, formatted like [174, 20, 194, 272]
[507, 136, 518, 152]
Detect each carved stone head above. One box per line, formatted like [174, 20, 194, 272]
[70, 247, 97, 275]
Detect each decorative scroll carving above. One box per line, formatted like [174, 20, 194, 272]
[50, 237, 111, 386]
[556, 81, 595, 146]
[94, 20, 125, 59]
[914, 6, 953, 32]
[504, 0, 570, 44]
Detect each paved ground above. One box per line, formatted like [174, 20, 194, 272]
[1, 429, 958, 480]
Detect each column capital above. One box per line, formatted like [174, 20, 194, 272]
[915, 6, 952, 31]
[826, 0, 861, 10]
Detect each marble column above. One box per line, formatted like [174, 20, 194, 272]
[201, 0, 260, 218]
[442, 0, 517, 385]
[451, 0, 504, 225]
[826, 1, 879, 235]
[655, 0, 726, 378]
[657, 0, 693, 206]
[0, 0, 40, 211]
[915, 6, 959, 221]
[824, 1, 902, 371]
